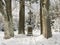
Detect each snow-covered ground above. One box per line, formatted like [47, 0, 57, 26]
[0, 30, 60, 45]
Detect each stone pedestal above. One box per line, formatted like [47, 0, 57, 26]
[27, 25, 33, 36]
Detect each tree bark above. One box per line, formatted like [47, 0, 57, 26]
[40, 0, 43, 34]
[18, 0, 25, 34]
[0, 0, 13, 39]
[3, 16, 11, 39]
[40, 0, 52, 38]
[1, 0, 14, 39]
[5, 0, 14, 37]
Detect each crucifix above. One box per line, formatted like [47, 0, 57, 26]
[27, 0, 33, 36]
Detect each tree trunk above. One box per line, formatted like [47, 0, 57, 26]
[5, 0, 14, 37]
[2, 0, 14, 39]
[18, 0, 25, 34]
[40, 0, 52, 38]
[3, 16, 11, 39]
[0, 0, 10, 39]
[40, 0, 43, 34]
[0, 0, 4, 13]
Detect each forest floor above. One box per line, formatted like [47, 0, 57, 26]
[0, 30, 60, 45]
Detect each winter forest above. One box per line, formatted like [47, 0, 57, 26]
[0, 0, 60, 45]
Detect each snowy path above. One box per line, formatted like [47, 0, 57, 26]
[0, 31, 60, 45]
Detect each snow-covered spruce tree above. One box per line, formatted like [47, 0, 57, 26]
[40, 0, 52, 38]
[18, 0, 25, 34]
[3, 0, 14, 39]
